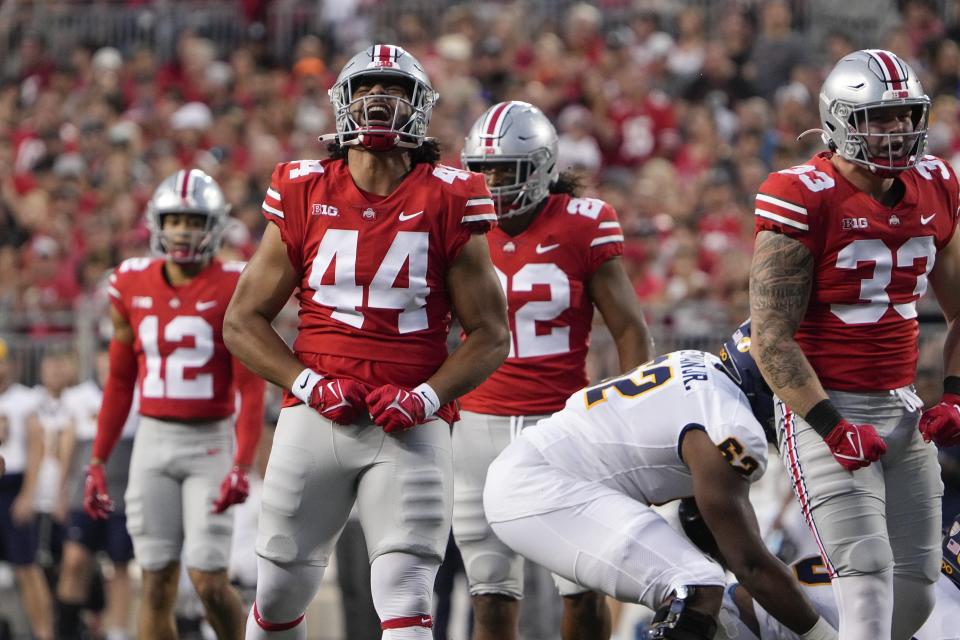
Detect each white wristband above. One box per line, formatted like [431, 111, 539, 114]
[291, 368, 322, 405]
[799, 617, 837, 640]
[413, 383, 441, 419]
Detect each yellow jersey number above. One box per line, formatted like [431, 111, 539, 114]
[585, 355, 673, 408]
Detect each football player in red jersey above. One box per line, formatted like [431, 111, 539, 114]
[455, 101, 652, 640]
[749, 49, 960, 640]
[223, 44, 509, 639]
[83, 169, 266, 640]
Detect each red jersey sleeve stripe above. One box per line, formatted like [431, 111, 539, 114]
[598, 221, 622, 230]
[756, 193, 807, 215]
[590, 234, 624, 247]
[108, 286, 121, 299]
[462, 213, 497, 223]
[262, 201, 284, 218]
[466, 197, 494, 208]
[266, 188, 282, 201]
[755, 208, 809, 231]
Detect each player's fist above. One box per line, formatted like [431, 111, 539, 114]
[310, 379, 372, 424]
[919, 393, 960, 448]
[366, 383, 440, 433]
[823, 419, 887, 471]
[291, 369, 371, 425]
[212, 466, 249, 514]
[83, 463, 114, 520]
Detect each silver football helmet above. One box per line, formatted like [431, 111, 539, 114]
[323, 44, 438, 151]
[146, 169, 229, 263]
[461, 101, 559, 218]
[819, 49, 929, 175]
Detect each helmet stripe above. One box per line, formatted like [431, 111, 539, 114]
[178, 169, 189, 200]
[483, 101, 519, 151]
[870, 50, 905, 90]
[378, 44, 393, 65]
[185, 169, 196, 203]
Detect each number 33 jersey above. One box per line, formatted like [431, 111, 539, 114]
[460, 194, 624, 415]
[108, 257, 245, 421]
[754, 151, 960, 391]
[261, 159, 496, 395]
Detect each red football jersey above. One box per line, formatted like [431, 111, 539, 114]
[754, 152, 960, 391]
[108, 258, 246, 421]
[460, 194, 624, 415]
[261, 158, 497, 412]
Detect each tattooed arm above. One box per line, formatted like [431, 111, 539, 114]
[749, 230, 828, 416]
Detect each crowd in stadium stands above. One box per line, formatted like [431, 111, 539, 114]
[1, 0, 956, 340]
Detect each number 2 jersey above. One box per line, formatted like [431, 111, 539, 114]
[261, 159, 497, 418]
[108, 257, 249, 421]
[754, 151, 959, 390]
[460, 194, 624, 415]
[484, 350, 769, 523]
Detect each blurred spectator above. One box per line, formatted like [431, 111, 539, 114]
[745, 0, 809, 101]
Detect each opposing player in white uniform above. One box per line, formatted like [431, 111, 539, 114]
[456, 102, 652, 640]
[678, 501, 960, 640]
[483, 322, 836, 639]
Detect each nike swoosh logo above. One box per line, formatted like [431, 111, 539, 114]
[299, 376, 311, 390]
[535, 243, 560, 254]
[921, 213, 936, 224]
[420, 617, 431, 625]
[196, 300, 217, 311]
[398, 210, 424, 221]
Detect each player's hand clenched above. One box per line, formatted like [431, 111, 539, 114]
[83, 463, 114, 520]
[918, 392, 960, 448]
[291, 369, 372, 425]
[823, 419, 887, 471]
[366, 383, 441, 433]
[212, 466, 250, 514]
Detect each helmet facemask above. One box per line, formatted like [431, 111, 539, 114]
[828, 99, 929, 176]
[464, 149, 555, 219]
[330, 72, 436, 151]
[150, 211, 225, 264]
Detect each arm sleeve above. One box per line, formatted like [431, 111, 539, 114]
[231, 356, 265, 467]
[587, 201, 625, 274]
[261, 162, 304, 268]
[91, 340, 138, 462]
[753, 172, 816, 252]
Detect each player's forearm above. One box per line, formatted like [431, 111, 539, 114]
[232, 366, 265, 467]
[752, 333, 827, 417]
[223, 309, 304, 391]
[425, 323, 509, 405]
[734, 557, 821, 635]
[942, 317, 960, 378]
[612, 322, 653, 372]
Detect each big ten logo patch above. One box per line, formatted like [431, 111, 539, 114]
[312, 203, 339, 217]
[842, 217, 868, 230]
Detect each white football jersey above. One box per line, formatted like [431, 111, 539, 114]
[0, 383, 40, 474]
[741, 555, 960, 640]
[62, 379, 139, 441]
[32, 386, 73, 512]
[512, 350, 769, 512]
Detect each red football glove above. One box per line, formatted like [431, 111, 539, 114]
[83, 464, 114, 520]
[309, 378, 373, 425]
[212, 466, 249, 514]
[823, 419, 887, 471]
[366, 384, 440, 433]
[919, 392, 960, 448]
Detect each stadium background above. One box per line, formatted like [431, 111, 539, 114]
[0, 0, 959, 638]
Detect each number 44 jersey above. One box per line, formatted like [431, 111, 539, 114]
[754, 151, 960, 391]
[261, 159, 496, 409]
[108, 257, 246, 421]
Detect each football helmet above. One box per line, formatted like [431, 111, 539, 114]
[324, 44, 438, 151]
[819, 49, 929, 175]
[461, 101, 559, 219]
[146, 169, 229, 263]
[717, 319, 775, 443]
[944, 513, 960, 591]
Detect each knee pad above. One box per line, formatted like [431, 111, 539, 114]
[454, 493, 524, 597]
[829, 535, 893, 576]
[649, 587, 718, 640]
[370, 552, 440, 621]
[253, 558, 325, 623]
